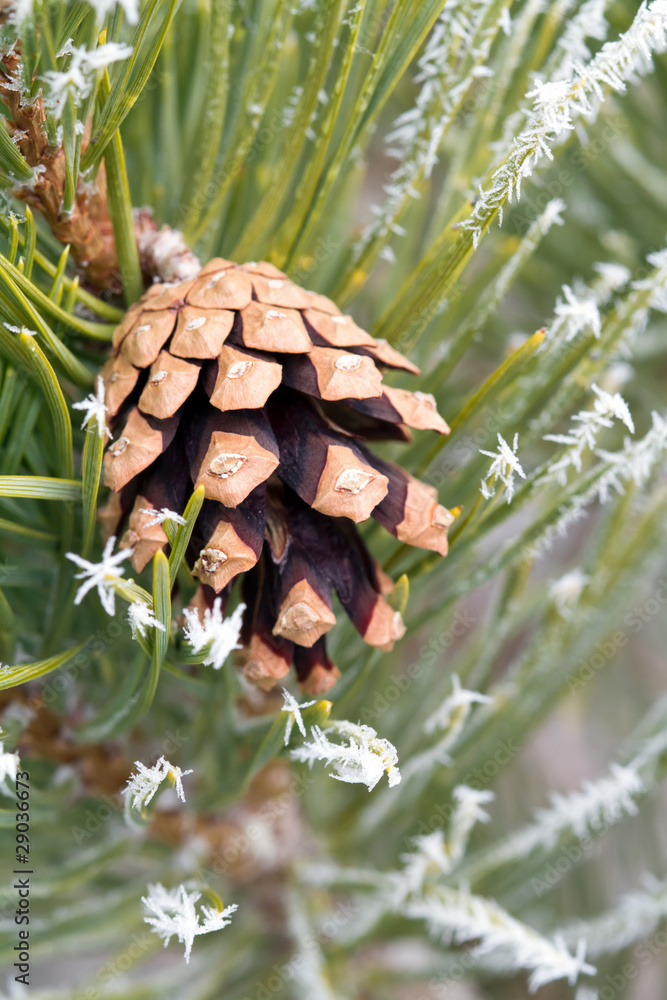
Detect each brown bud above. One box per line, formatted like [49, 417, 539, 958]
[269, 396, 388, 522]
[273, 578, 336, 647]
[312, 444, 388, 522]
[241, 564, 293, 690]
[243, 632, 292, 690]
[239, 260, 286, 279]
[302, 290, 342, 316]
[349, 386, 449, 434]
[191, 492, 265, 591]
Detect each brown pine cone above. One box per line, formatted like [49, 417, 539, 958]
[100, 259, 454, 694]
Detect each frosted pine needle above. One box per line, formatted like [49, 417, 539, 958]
[446, 785, 495, 868]
[0, 740, 20, 785]
[44, 41, 133, 118]
[142, 882, 237, 963]
[65, 536, 132, 616]
[424, 674, 493, 735]
[543, 383, 635, 485]
[550, 284, 602, 342]
[138, 507, 187, 528]
[406, 886, 595, 992]
[127, 600, 166, 640]
[462, 0, 667, 248]
[291, 721, 401, 791]
[548, 569, 591, 618]
[480, 433, 526, 503]
[182, 599, 244, 670]
[89, 1, 140, 24]
[123, 756, 193, 817]
[72, 376, 111, 440]
[280, 689, 316, 746]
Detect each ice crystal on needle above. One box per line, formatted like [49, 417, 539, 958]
[407, 887, 595, 992]
[66, 536, 132, 615]
[0, 741, 20, 785]
[548, 569, 591, 617]
[44, 41, 133, 118]
[138, 507, 187, 528]
[142, 883, 237, 963]
[280, 689, 316, 746]
[551, 285, 602, 342]
[424, 674, 493, 735]
[291, 721, 401, 791]
[127, 600, 165, 640]
[462, 1, 667, 247]
[544, 383, 635, 485]
[72, 376, 111, 440]
[123, 756, 193, 816]
[182, 599, 245, 670]
[480, 433, 526, 503]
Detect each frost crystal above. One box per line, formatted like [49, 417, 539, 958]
[424, 674, 493, 735]
[480, 433, 526, 503]
[352, 2, 504, 270]
[446, 785, 494, 868]
[291, 721, 401, 791]
[88, 0, 140, 23]
[123, 756, 193, 816]
[66, 536, 132, 615]
[407, 887, 595, 992]
[462, 1, 667, 248]
[534, 763, 644, 846]
[543, 383, 635, 485]
[548, 569, 591, 617]
[44, 42, 134, 118]
[0, 741, 20, 785]
[182, 599, 244, 669]
[280, 689, 316, 746]
[127, 601, 166, 640]
[138, 507, 187, 528]
[142, 882, 237, 963]
[3, 0, 34, 25]
[551, 284, 602, 342]
[72, 376, 112, 440]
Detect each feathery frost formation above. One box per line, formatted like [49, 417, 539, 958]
[462, 0, 667, 247]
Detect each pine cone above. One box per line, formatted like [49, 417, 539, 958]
[100, 259, 454, 694]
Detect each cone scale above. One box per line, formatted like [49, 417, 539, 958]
[101, 259, 454, 693]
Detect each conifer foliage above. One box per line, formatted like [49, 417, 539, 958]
[0, 1, 667, 996]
